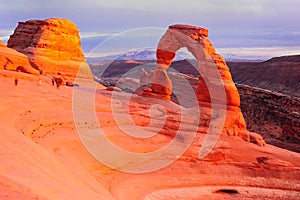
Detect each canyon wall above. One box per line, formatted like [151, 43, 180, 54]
[238, 84, 300, 152]
[228, 55, 300, 98]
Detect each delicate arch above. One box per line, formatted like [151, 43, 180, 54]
[150, 24, 240, 107]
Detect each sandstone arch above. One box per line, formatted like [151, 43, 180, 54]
[140, 24, 264, 145]
[151, 24, 240, 107]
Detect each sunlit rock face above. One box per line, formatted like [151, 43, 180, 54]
[140, 24, 265, 145]
[0, 40, 34, 72]
[0, 21, 299, 199]
[8, 18, 84, 61]
[0, 40, 6, 47]
[149, 24, 239, 106]
[7, 18, 85, 77]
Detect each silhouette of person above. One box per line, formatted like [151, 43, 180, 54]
[14, 78, 18, 86]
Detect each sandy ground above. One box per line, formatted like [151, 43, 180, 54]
[0, 69, 299, 199]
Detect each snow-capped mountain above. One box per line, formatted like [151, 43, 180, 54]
[86, 49, 193, 64]
[86, 49, 266, 65]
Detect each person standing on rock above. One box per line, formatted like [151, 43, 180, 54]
[14, 78, 18, 86]
[54, 77, 63, 89]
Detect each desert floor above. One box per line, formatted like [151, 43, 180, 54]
[0, 69, 299, 200]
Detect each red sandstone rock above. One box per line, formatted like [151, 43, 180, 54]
[228, 55, 300, 98]
[0, 71, 299, 199]
[152, 24, 240, 107]
[151, 69, 172, 100]
[16, 66, 40, 75]
[8, 18, 84, 61]
[106, 86, 122, 92]
[0, 40, 6, 47]
[139, 24, 261, 144]
[7, 18, 85, 77]
[0, 41, 32, 72]
[237, 84, 300, 151]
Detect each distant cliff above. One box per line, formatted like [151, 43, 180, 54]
[90, 59, 300, 152]
[237, 84, 300, 152]
[228, 55, 300, 98]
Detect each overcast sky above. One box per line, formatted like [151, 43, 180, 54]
[1, 0, 300, 59]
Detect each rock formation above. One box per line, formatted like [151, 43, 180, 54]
[228, 55, 300, 98]
[0, 40, 6, 47]
[237, 84, 300, 152]
[0, 40, 32, 71]
[16, 65, 40, 75]
[7, 18, 86, 77]
[111, 58, 297, 152]
[1, 70, 299, 199]
[1, 21, 299, 199]
[147, 24, 240, 105]
[140, 24, 262, 144]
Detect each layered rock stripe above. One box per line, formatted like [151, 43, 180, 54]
[3, 18, 87, 77]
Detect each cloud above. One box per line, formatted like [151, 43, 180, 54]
[79, 32, 115, 39]
[77, 0, 264, 13]
[217, 46, 300, 60]
[0, 29, 13, 36]
[81, 27, 165, 54]
[1, 0, 300, 58]
[1, 0, 297, 28]
[0, 29, 14, 42]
